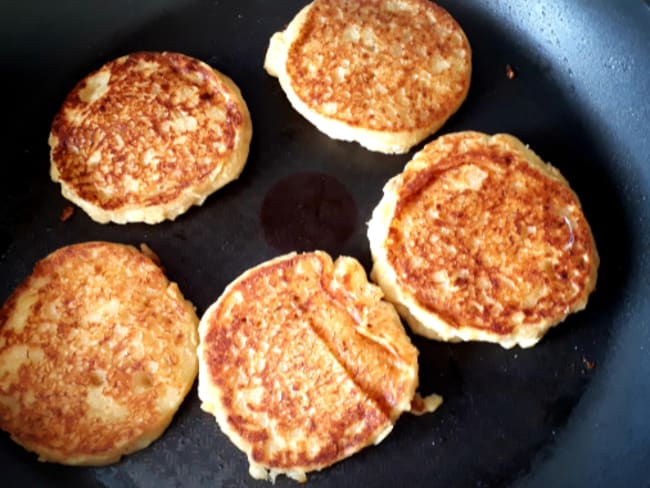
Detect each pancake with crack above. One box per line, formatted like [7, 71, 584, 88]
[368, 131, 599, 348]
[49, 51, 252, 224]
[0, 241, 199, 465]
[198, 251, 422, 482]
[264, 0, 471, 154]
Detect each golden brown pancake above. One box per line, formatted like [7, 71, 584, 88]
[0, 242, 199, 465]
[198, 251, 423, 482]
[264, 0, 471, 154]
[49, 51, 252, 224]
[368, 132, 599, 348]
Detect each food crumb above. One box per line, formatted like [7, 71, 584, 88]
[60, 205, 74, 222]
[505, 64, 517, 80]
[582, 356, 596, 370]
[410, 392, 443, 416]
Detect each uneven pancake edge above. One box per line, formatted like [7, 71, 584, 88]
[197, 251, 419, 482]
[49, 51, 252, 224]
[368, 131, 599, 348]
[0, 241, 199, 465]
[264, 0, 471, 154]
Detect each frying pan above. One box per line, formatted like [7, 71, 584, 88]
[1, 0, 648, 486]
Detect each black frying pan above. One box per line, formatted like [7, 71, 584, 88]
[1, 1, 649, 486]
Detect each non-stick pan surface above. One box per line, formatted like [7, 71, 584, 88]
[1, 1, 649, 486]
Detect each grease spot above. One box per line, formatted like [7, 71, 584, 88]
[260, 172, 357, 255]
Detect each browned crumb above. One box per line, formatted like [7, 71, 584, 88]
[60, 205, 74, 222]
[505, 64, 517, 80]
[582, 357, 596, 370]
[410, 392, 443, 416]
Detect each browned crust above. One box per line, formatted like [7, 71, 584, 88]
[49, 51, 251, 223]
[0, 242, 199, 464]
[385, 132, 598, 338]
[199, 252, 418, 476]
[285, 0, 471, 132]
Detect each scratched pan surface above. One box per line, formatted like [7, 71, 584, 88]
[1, 0, 649, 486]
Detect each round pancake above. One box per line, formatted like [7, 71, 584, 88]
[198, 251, 419, 482]
[0, 242, 199, 465]
[264, 0, 471, 154]
[49, 51, 252, 224]
[368, 132, 599, 348]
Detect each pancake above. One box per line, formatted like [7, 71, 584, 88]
[198, 251, 422, 482]
[264, 0, 471, 154]
[49, 51, 252, 224]
[0, 242, 199, 465]
[368, 131, 599, 348]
